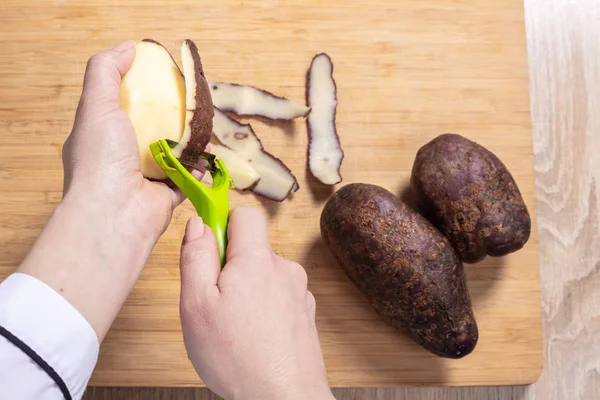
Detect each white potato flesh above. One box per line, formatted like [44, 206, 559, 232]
[210, 144, 260, 190]
[212, 108, 298, 201]
[173, 40, 198, 158]
[306, 53, 344, 185]
[209, 82, 309, 120]
[120, 40, 186, 179]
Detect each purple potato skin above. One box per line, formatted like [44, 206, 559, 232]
[410, 134, 531, 263]
[320, 183, 478, 359]
[180, 39, 214, 165]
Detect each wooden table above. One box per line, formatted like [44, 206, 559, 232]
[81, 0, 600, 398]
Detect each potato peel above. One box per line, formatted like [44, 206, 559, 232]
[210, 143, 260, 190]
[306, 53, 344, 185]
[212, 108, 299, 201]
[173, 39, 213, 164]
[209, 82, 310, 120]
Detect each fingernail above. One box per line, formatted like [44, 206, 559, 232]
[185, 216, 205, 241]
[112, 40, 136, 52]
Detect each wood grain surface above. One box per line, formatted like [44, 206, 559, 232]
[1, 0, 594, 397]
[85, 0, 600, 398]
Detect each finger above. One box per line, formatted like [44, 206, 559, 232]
[74, 40, 136, 123]
[226, 206, 271, 262]
[171, 186, 187, 208]
[180, 217, 221, 299]
[171, 169, 205, 208]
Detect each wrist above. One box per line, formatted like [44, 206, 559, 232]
[61, 185, 163, 250]
[18, 191, 156, 341]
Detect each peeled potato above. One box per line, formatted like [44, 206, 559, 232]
[119, 39, 212, 180]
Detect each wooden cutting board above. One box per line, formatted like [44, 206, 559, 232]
[0, 0, 542, 388]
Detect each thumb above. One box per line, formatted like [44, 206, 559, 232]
[180, 217, 222, 300]
[75, 40, 136, 122]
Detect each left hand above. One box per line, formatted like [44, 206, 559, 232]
[19, 41, 197, 340]
[62, 40, 191, 242]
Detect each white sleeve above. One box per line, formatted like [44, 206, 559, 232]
[0, 273, 99, 400]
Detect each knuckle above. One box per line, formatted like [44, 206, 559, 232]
[180, 295, 195, 317]
[179, 292, 200, 321]
[180, 292, 213, 327]
[287, 261, 308, 288]
[86, 52, 112, 69]
[250, 248, 275, 266]
[180, 243, 206, 267]
[179, 249, 196, 268]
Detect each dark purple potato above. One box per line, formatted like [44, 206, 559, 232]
[320, 183, 478, 359]
[410, 134, 531, 263]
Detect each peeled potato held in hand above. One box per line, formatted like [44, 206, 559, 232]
[119, 39, 213, 180]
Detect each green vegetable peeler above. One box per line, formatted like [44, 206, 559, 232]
[149, 139, 234, 266]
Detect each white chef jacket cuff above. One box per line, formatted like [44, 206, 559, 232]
[0, 272, 99, 399]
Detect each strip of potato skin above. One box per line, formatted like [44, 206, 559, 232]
[209, 81, 310, 120]
[306, 53, 344, 185]
[212, 107, 299, 201]
[177, 39, 213, 166]
[210, 143, 261, 190]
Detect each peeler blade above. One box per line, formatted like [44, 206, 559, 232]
[165, 139, 217, 173]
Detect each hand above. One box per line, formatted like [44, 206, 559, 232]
[19, 41, 194, 340]
[179, 207, 335, 400]
[62, 40, 189, 241]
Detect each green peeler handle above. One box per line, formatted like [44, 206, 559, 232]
[150, 140, 232, 400]
[185, 170, 230, 267]
[150, 140, 233, 266]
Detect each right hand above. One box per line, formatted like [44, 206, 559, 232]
[179, 207, 335, 400]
